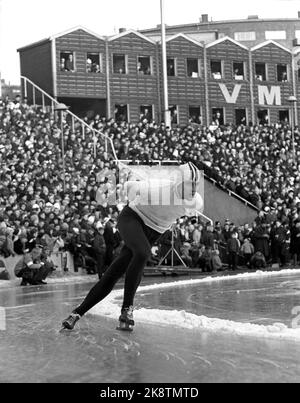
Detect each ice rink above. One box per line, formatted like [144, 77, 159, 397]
[1, 271, 300, 383]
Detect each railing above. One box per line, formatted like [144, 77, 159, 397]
[20, 76, 118, 160]
[203, 172, 259, 211]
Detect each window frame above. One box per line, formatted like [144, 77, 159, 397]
[112, 54, 128, 75]
[169, 104, 179, 125]
[188, 105, 202, 124]
[86, 52, 103, 74]
[186, 58, 201, 78]
[137, 55, 153, 76]
[233, 61, 246, 81]
[255, 62, 268, 82]
[60, 51, 76, 72]
[276, 63, 289, 83]
[167, 58, 177, 77]
[210, 59, 223, 80]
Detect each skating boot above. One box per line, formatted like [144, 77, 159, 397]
[117, 306, 134, 332]
[61, 312, 81, 331]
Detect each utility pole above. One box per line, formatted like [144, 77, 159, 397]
[160, 0, 171, 127]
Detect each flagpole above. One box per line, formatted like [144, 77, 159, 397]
[160, 0, 171, 127]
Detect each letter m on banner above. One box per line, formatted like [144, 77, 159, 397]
[258, 85, 281, 106]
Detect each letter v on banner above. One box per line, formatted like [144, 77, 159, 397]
[219, 84, 242, 104]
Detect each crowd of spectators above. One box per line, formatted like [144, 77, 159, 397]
[2, 94, 300, 283]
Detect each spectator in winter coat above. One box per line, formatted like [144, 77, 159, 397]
[211, 249, 223, 272]
[93, 223, 106, 279]
[227, 232, 240, 271]
[290, 220, 300, 267]
[240, 238, 254, 267]
[270, 220, 287, 266]
[201, 225, 215, 250]
[14, 245, 54, 286]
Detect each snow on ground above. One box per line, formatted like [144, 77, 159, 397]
[89, 268, 300, 341]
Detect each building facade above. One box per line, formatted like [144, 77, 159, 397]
[18, 25, 300, 126]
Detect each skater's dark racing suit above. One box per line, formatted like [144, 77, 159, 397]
[65, 163, 203, 329]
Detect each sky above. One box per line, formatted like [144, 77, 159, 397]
[0, 0, 300, 84]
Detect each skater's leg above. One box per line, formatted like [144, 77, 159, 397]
[118, 221, 154, 309]
[74, 245, 133, 317]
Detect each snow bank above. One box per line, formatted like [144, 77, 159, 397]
[90, 269, 300, 341]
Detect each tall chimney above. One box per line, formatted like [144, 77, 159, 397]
[201, 14, 209, 23]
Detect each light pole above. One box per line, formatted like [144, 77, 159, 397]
[160, 0, 171, 128]
[288, 95, 297, 163]
[55, 103, 69, 192]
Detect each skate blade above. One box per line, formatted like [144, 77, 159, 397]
[116, 323, 134, 332]
[59, 326, 72, 333]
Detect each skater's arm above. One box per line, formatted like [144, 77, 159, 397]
[185, 193, 204, 215]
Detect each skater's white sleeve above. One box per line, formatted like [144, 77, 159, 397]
[184, 193, 204, 216]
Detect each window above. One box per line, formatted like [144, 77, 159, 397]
[277, 64, 288, 82]
[86, 53, 102, 73]
[255, 63, 267, 81]
[113, 54, 127, 74]
[234, 32, 256, 41]
[233, 62, 245, 80]
[211, 60, 222, 79]
[189, 106, 202, 124]
[169, 105, 178, 124]
[257, 109, 269, 125]
[60, 52, 75, 72]
[212, 108, 224, 125]
[140, 105, 153, 122]
[279, 110, 289, 123]
[265, 31, 286, 40]
[167, 59, 176, 76]
[187, 59, 200, 78]
[296, 30, 300, 39]
[235, 109, 247, 125]
[137, 56, 152, 75]
[115, 104, 128, 122]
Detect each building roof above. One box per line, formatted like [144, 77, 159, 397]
[108, 29, 156, 45]
[17, 26, 105, 52]
[164, 33, 204, 47]
[251, 40, 292, 54]
[206, 36, 248, 51]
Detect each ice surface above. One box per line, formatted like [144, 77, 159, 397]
[90, 269, 300, 341]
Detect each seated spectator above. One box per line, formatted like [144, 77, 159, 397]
[250, 252, 267, 270]
[14, 245, 55, 286]
[180, 243, 193, 267]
